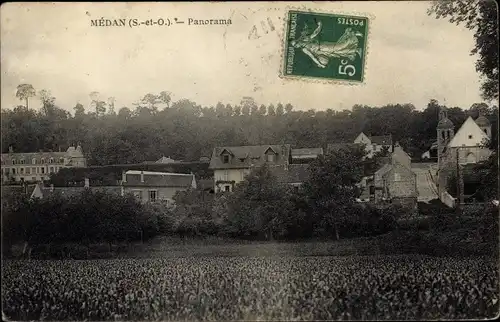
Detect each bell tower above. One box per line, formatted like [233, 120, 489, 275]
[436, 107, 454, 168]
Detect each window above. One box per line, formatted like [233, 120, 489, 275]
[149, 190, 157, 202]
[32, 167, 36, 174]
[394, 173, 401, 181]
[224, 185, 230, 192]
[59, 157, 64, 163]
[223, 155, 229, 164]
[266, 154, 275, 162]
[441, 131, 445, 140]
[49, 158, 54, 164]
[12, 168, 16, 174]
[49, 167, 54, 173]
[26, 168, 31, 174]
[32, 158, 37, 164]
[484, 129, 487, 133]
[12, 159, 17, 165]
[224, 170, 229, 181]
[468, 135, 473, 139]
[41, 167, 45, 174]
[20, 159, 25, 164]
[32, 177, 36, 181]
[20, 168, 24, 174]
[41, 158, 46, 164]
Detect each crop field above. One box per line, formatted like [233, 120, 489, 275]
[2, 255, 498, 320]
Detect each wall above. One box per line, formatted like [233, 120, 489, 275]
[123, 186, 190, 203]
[213, 168, 250, 192]
[387, 167, 417, 198]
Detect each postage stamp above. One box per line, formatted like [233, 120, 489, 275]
[282, 10, 369, 83]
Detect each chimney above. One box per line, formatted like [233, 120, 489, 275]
[122, 171, 127, 183]
[50, 184, 54, 192]
[84, 178, 89, 188]
[140, 171, 144, 183]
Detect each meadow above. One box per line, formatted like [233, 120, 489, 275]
[2, 254, 498, 320]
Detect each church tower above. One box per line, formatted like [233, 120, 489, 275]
[474, 112, 491, 139]
[437, 108, 454, 168]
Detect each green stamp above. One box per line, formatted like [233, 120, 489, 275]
[283, 10, 369, 83]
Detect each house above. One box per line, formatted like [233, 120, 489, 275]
[121, 170, 197, 205]
[371, 143, 417, 208]
[208, 144, 292, 192]
[30, 170, 197, 207]
[353, 132, 393, 158]
[291, 148, 324, 163]
[1, 145, 87, 183]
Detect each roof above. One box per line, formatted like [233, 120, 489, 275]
[327, 143, 360, 153]
[291, 148, 324, 158]
[447, 116, 490, 148]
[123, 170, 195, 187]
[437, 117, 454, 129]
[1, 146, 84, 161]
[155, 156, 177, 164]
[33, 185, 122, 199]
[369, 135, 393, 146]
[269, 164, 310, 184]
[209, 144, 291, 170]
[475, 115, 491, 127]
[375, 163, 393, 179]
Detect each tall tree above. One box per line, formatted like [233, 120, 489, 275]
[15, 84, 36, 109]
[276, 103, 284, 116]
[303, 145, 366, 240]
[428, 0, 499, 101]
[158, 91, 171, 109]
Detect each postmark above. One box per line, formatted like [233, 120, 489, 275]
[282, 10, 369, 83]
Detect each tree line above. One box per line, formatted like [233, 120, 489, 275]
[2, 86, 498, 166]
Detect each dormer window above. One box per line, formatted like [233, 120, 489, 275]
[266, 154, 275, 162]
[41, 158, 46, 164]
[32, 158, 37, 164]
[59, 157, 64, 163]
[239, 158, 246, 162]
[223, 155, 229, 164]
[20, 159, 25, 164]
[49, 157, 55, 164]
[468, 135, 473, 139]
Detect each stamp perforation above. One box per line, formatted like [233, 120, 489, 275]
[278, 5, 375, 86]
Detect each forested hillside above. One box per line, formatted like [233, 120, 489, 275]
[2, 88, 498, 165]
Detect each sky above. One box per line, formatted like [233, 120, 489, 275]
[0, 1, 486, 114]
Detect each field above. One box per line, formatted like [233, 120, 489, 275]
[3, 254, 498, 320]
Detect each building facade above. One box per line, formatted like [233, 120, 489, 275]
[353, 133, 393, 158]
[1, 145, 87, 183]
[372, 143, 417, 208]
[121, 170, 197, 205]
[209, 144, 292, 192]
[31, 170, 196, 207]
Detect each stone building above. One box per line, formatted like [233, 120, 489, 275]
[1, 145, 87, 183]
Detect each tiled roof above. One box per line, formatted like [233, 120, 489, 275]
[123, 170, 195, 188]
[209, 144, 291, 170]
[35, 186, 122, 199]
[269, 164, 310, 185]
[369, 135, 393, 146]
[1, 146, 84, 161]
[291, 148, 324, 158]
